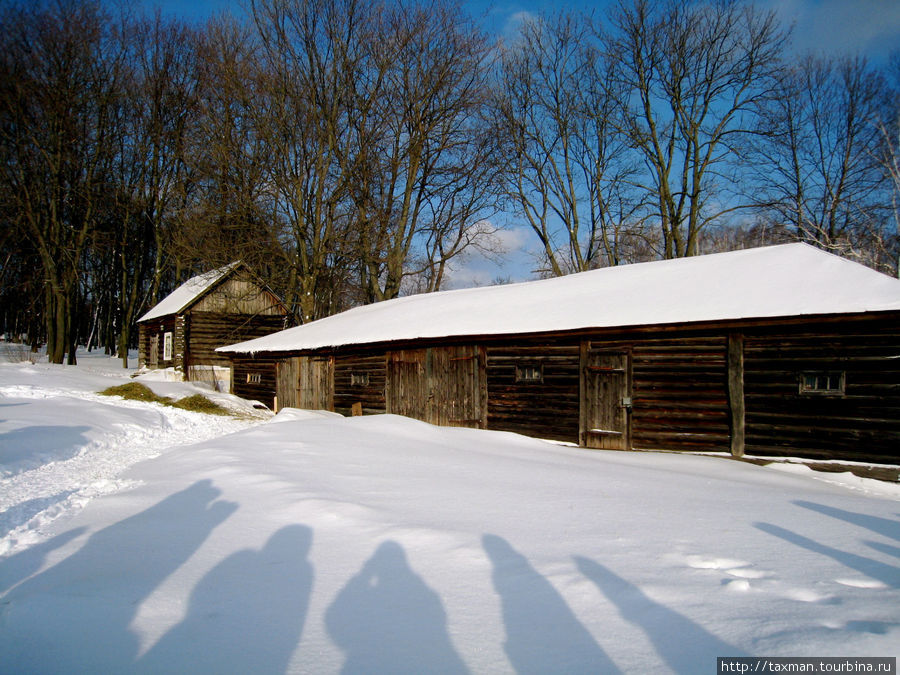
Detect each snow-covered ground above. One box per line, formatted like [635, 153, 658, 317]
[1, 346, 898, 673]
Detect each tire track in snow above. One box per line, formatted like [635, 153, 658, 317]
[0, 387, 263, 555]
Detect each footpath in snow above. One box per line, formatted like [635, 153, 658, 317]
[0, 346, 265, 554]
[0, 347, 898, 673]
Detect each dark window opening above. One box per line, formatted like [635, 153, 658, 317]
[799, 371, 844, 395]
[246, 372, 262, 385]
[516, 363, 543, 383]
[351, 372, 370, 387]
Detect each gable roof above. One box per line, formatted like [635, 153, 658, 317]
[138, 262, 241, 323]
[218, 243, 900, 355]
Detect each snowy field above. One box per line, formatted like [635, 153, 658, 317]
[1, 346, 898, 673]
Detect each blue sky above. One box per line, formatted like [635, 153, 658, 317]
[129, 0, 900, 286]
[134, 0, 900, 65]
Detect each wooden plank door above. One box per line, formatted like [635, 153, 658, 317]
[431, 345, 487, 428]
[386, 349, 428, 420]
[275, 357, 299, 411]
[149, 335, 159, 367]
[582, 349, 631, 450]
[298, 355, 334, 410]
[386, 347, 487, 428]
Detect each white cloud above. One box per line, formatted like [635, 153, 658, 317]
[444, 225, 540, 289]
[763, 0, 900, 62]
[503, 9, 538, 39]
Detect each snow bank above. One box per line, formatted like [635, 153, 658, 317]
[2, 365, 898, 673]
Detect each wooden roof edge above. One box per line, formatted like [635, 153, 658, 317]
[219, 308, 900, 360]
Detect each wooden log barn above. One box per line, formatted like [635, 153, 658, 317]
[217, 244, 900, 464]
[138, 262, 288, 390]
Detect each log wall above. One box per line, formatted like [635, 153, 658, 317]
[185, 312, 286, 370]
[334, 352, 387, 416]
[231, 355, 279, 409]
[222, 313, 900, 464]
[630, 335, 730, 453]
[744, 320, 900, 463]
[486, 343, 580, 443]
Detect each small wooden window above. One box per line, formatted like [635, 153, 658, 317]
[163, 332, 173, 361]
[515, 363, 543, 383]
[799, 371, 844, 396]
[351, 372, 370, 387]
[246, 372, 262, 385]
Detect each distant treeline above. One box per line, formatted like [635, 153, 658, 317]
[1, 0, 898, 364]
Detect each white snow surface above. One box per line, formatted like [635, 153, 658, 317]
[2, 348, 899, 673]
[138, 262, 238, 323]
[0, 348, 265, 554]
[220, 243, 900, 354]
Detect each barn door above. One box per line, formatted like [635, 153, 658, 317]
[386, 347, 486, 428]
[582, 349, 631, 450]
[386, 349, 428, 420]
[275, 358, 299, 411]
[431, 346, 487, 428]
[298, 356, 334, 410]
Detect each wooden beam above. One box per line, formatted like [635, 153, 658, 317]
[727, 333, 745, 458]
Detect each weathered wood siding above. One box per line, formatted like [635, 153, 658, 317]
[486, 343, 580, 443]
[273, 356, 334, 411]
[334, 352, 387, 416]
[581, 348, 632, 450]
[299, 356, 334, 410]
[744, 321, 900, 463]
[275, 357, 299, 410]
[386, 346, 487, 428]
[191, 276, 285, 316]
[184, 312, 286, 371]
[231, 355, 279, 409]
[630, 336, 730, 452]
[223, 313, 900, 464]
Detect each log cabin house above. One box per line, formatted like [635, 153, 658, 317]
[218, 244, 900, 463]
[138, 262, 288, 390]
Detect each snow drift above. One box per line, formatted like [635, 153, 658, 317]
[1, 353, 898, 673]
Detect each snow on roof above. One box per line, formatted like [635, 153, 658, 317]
[139, 263, 240, 323]
[218, 243, 900, 354]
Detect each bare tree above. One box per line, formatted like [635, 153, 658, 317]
[875, 52, 900, 274]
[607, 0, 787, 259]
[752, 54, 894, 271]
[345, 0, 500, 301]
[249, 0, 361, 322]
[493, 11, 645, 276]
[175, 15, 279, 285]
[0, 0, 127, 363]
[93, 12, 201, 366]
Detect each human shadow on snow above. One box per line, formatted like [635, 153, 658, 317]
[574, 556, 745, 672]
[135, 524, 313, 674]
[793, 501, 900, 542]
[325, 540, 469, 674]
[0, 480, 236, 672]
[0, 525, 86, 594]
[483, 534, 620, 674]
[755, 522, 899, 589]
